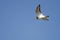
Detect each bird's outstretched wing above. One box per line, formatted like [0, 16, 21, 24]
[36, 4, 41, 14]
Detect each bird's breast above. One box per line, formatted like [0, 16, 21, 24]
[38, 14, 45, 18]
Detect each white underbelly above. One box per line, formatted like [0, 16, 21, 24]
[38, 14, 45, 18]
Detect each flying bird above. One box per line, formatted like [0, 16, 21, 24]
[35, 4, 49, 20]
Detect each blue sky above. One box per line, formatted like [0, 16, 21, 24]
[0, 0, 60, 40]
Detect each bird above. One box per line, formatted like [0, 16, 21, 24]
[35, 4, 49, 20]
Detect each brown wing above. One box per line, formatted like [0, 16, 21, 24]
[36, 4, 41, 14]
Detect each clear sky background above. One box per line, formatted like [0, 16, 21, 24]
[0, 0, 60, 40]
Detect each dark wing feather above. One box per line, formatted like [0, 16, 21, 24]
[36, 4, 41, 14]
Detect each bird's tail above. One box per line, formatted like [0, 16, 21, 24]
[46, 16, 49, 17]
[46, 16, 49, 21]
